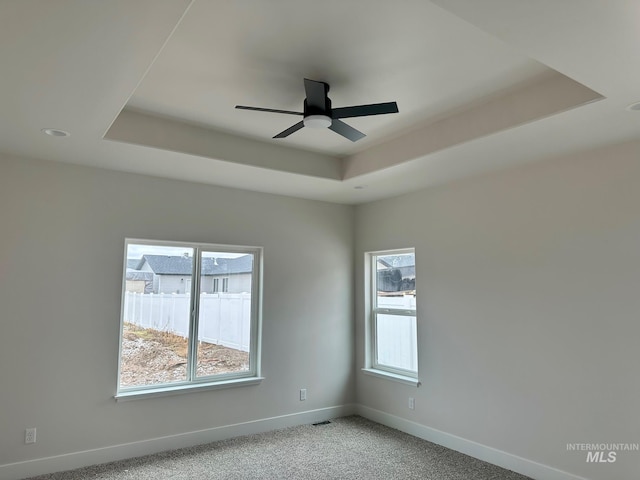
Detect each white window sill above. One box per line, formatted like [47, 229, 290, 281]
[361, 368, 420, 387]
[115, 376, 264, 402]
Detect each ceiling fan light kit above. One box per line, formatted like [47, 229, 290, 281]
[303, 114, 332, 128]
[236, 78, 398, 142]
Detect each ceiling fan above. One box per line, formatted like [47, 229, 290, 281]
[235, 78, 399, 142]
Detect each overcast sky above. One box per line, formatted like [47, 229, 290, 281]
[126, 244, 246, 260]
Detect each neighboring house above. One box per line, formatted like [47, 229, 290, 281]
[377, 256, 415, 294]
[130, 254, 253, 294]
[125, 270, 154, 293]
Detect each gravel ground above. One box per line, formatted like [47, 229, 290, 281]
[120, 323, 249, 387]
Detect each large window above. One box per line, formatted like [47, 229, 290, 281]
[367, 249, 418, 381]
[117, 239, 262, 398]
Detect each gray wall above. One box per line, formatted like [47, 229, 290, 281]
[3, 138, 640, 479]
[0, 154, 355, 467]
[355, 141, 640, 480]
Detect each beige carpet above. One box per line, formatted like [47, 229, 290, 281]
[24, 416, 531, 479]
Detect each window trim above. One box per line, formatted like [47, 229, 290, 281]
[365, 248, 419, 384]
[116, 238, 263, 399]
[115, 376, 265, 402]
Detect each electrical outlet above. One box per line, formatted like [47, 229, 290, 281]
[300, 388, 307, 401]
[408, 397, 415, 410]
[25, 428, 36, 444]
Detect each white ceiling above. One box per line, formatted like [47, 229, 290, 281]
[127, 0, 549, 156]
[1, 0, 639, 204]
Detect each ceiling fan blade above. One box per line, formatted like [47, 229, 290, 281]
[236, 105, 303, 116]
[304, 78, 329, 111]
[273, 121, 305, 138]
[331, 102, 399, 119]
[329, 119, 366, 142]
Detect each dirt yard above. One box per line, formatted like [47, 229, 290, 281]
[120, 323, 249, 387]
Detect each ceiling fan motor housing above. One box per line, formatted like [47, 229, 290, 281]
[303, 84, 332, 128]
[303, 95, 331, 117]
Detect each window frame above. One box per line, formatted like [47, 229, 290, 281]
[364, 248, 419, 386]
[116, 238, 263, 400]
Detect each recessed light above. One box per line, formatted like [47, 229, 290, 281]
[354, 185, 367, 190]
[625, 102, 640, 112]
[41, 128, 70, 137]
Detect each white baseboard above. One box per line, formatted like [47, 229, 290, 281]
[0, 404, 357, 480]
[1, 404, 590, 480]
[356, 405, 589, 480]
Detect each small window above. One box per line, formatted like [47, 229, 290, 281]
[368, 249, 417, 379]
[118, 239, 262, 397]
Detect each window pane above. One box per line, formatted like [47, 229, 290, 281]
[376, 252, 416, 309]
[196, 252, 252, 377]
[376, 313, 417, 372]
[120, 244, 194, 388]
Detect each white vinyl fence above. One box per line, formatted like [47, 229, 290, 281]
[376, 295, 417, 372]
[122, 292, 251, 352]
[123, 292, 416, 365]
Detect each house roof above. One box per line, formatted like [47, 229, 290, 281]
[136, 255, 253, 276]
[125, 269, 154, 282]
[126, 259, 141, 270]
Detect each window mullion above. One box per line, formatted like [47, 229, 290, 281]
[187, 247, 202, 382]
